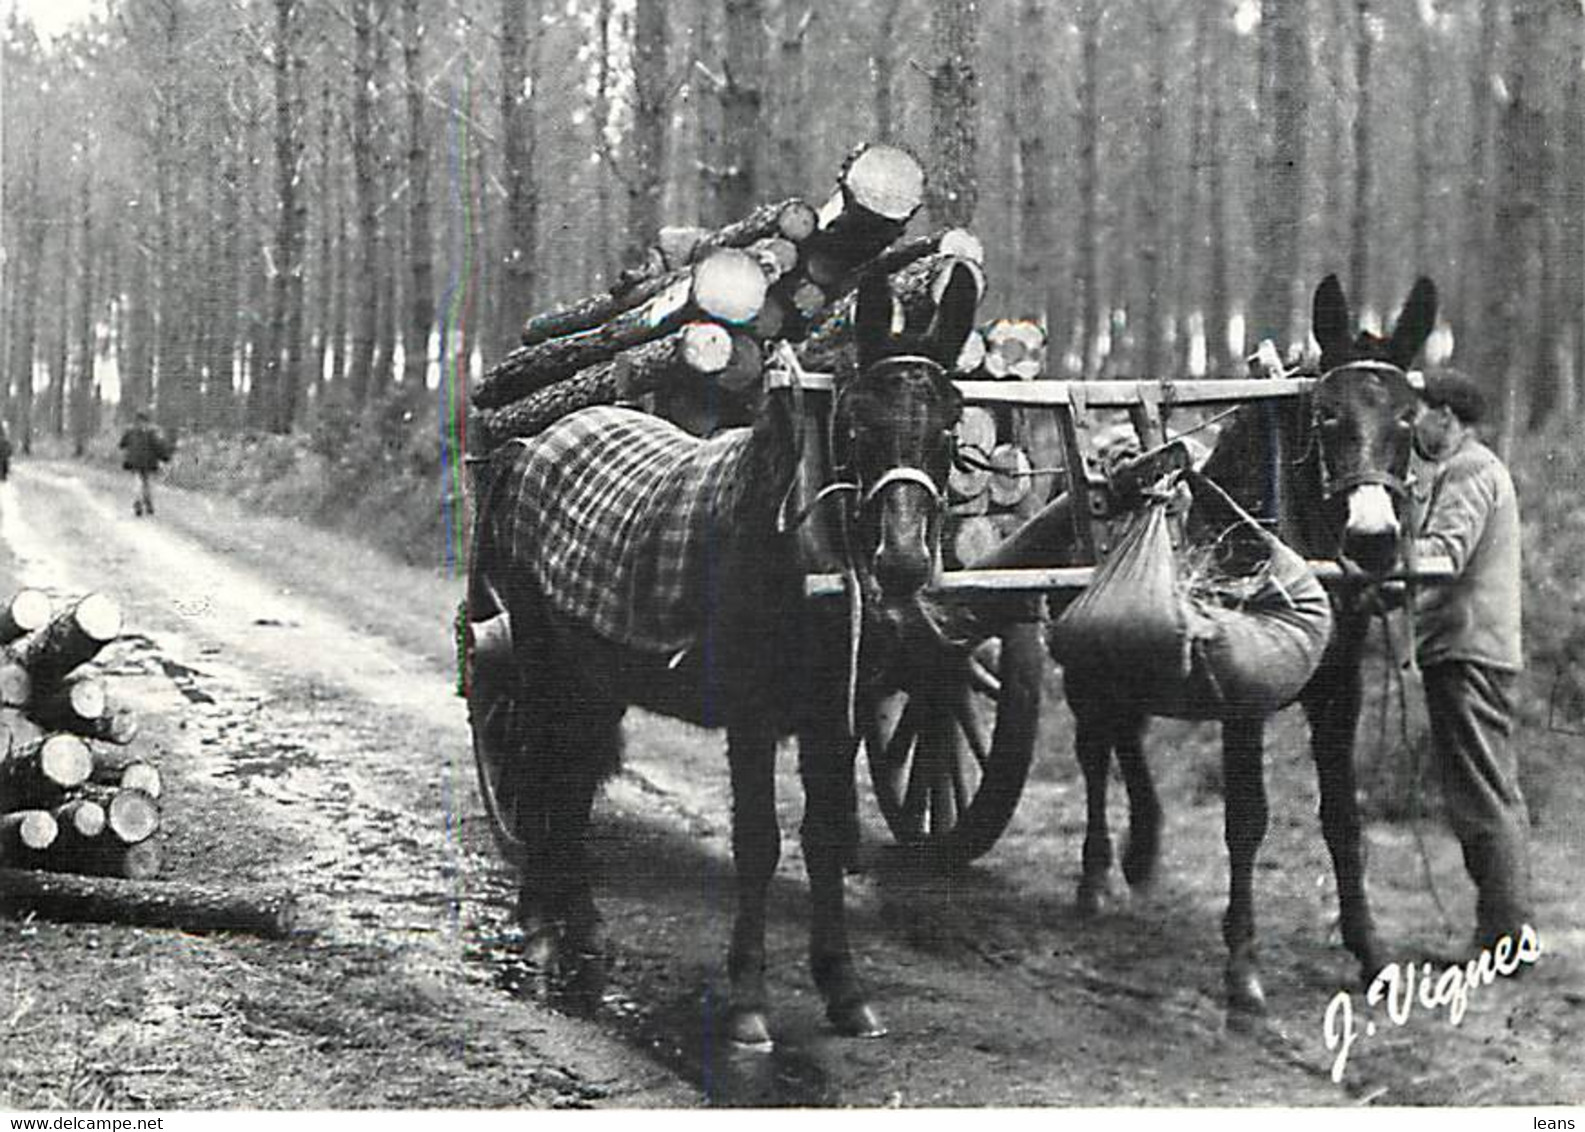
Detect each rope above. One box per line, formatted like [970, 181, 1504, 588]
[1364, 590, 1458, 939]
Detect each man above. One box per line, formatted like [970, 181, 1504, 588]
[1409, 368, 1534, 952]
[118, 409, 173, 517]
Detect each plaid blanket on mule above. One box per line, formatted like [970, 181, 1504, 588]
[490, 406, 759, 654]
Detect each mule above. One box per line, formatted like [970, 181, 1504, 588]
[1061, 274, 1437, 1015]
[467, 265, 978, 1044]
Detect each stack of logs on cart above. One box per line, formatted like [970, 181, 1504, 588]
[0, 589, 163, 880]
[472, 142, 995, 446]
[470, 141, 1065, 570]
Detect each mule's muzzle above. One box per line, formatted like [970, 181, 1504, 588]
[1342, 484, 1402, 576]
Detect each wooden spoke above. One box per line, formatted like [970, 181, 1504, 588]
[952, 686, 993, 770]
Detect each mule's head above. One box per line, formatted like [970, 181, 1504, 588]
[832, 264, 973, 600]
[1309, 274, 1437, 574]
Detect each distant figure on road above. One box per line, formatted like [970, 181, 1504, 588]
[119, 409, 174, 517]
[0, 421, 11, 481]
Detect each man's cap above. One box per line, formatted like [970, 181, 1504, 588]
[1419, 367, 1487, 424]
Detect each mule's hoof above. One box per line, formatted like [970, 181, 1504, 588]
[827, 1000, 887, 1039]
[1076, 882, 1108, 919]
[1121, 844, 1159, 890]
[1225, 970, 1267, 1019]
[726, 1007, 774, 1049]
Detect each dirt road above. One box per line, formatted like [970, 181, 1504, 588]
[2, 459, 1581, 1108]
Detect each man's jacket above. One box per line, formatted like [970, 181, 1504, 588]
[1410, 436, 1523, 671]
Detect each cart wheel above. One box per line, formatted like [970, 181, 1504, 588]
[865, 619, 1043, 864]
[466, 594, 532, 867]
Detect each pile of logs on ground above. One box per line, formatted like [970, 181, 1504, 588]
[0, 589, 163, 880]
[473, 141, 997, 447]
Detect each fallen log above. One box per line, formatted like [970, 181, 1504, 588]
[77, 705, 140, 747]
[8, 594, 122, 687]
[0, 866, 300, 939]
[1, 733, 93, 806]
[0, 590, 52, 646]
[0, 810, 58, 856]
[482, 250, 765, 410]
[78, 785, 160, 845]
[809, 226, 985, 291]
[621, 200, 818, 293]
[26, 671, 107, 733]
[477, 322, 733, 446]
[797, 254, 986, 377]
[521, 203, 815, 348]
[51, 798, 107, 840]
[0, 661, 29, 708]
[91, 749, 161, 799]
[799, 144, 926, 283]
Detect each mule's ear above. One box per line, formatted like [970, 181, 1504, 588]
[1312, 273, 1351, 364]
[854, 269, 899, 366]
[928, 261, 981, 370]
[1387, 276, 1438, 369]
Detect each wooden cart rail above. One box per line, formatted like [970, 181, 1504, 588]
[796, 372, 1424, 407]
[804, 557, 1455, 599]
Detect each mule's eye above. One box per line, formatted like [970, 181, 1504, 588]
[1318, 411, 1341, 430]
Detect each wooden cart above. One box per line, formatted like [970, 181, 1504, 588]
[795, 373, 1454, 864]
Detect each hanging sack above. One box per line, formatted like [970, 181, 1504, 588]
[1050, 485, 1333, 720]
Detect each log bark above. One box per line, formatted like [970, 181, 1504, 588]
[478, 323, 733, 445]
[1, 734, 93, 806]
[485, 251, 765, 409]
[8, 594, 122, 686]
[812, 226, 985, 290]
[0, 867, 299, 939]
[542, 200, 815, 351]
[716, 331, 765, 394]
[78, 705, 140, 747]
[27, 672, 107, 733]
[799, 144, 926, 285]
[0, 590, 51, 645]
[797, 253, 986, 376]
[0, 811, 57, 855]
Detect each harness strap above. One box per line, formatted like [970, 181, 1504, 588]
[863, 465, 943, 507]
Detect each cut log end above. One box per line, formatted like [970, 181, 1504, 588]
[775, 199, 818, 242]
[104, 788, 161, 846]
[39, 734, 94, 790]
[678, 322, 735, 375]
[692, 249, 769, 325]
[73, 593, 124, 644]
[117, 763, 163, 800]
[843, 144, 926, 222]
[1, 810, 59, 852]
[53, 799, 108, 840]
[1, 590, 53, 644]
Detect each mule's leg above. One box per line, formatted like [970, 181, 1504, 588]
[1116, 714, 1161, 890]
[1074, 709, 1116, 917]
[545, 709, 623, 958]
[799, 727, 886, 1038]
[1221, 717, 1269, 1016]
[1304, 640, 1383, 982]
[724, 725, 781, 1046]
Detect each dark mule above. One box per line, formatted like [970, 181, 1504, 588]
[1062, 274, 1437, 1015]
[468, 266, 977, 1044]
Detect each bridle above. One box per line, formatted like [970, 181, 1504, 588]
[1297, 359, 1414, 504]
[826, 353, 953, 525]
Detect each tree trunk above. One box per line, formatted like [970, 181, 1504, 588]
[9, 129, 45, 453]
[927, 0, 979, 227]
[872, 0, 905, 143]
[1075, 0, 1102, 374]
[267, 0, 306, 434]
[1486, 0, 1548, 451]
[1250, 0, 1309, 345]
[627, 0, 670, 266]
[775, 0, 813, 200]
[402, 0, 435, 400]
[1139, 2, 1171, 379]
[348, 0, 380, 406]
[1348, 0, 1373, 308]
[720, 0, 765, 223]
[0, 867, 300, 940]
[593, 0, 616, 285]
[499, 0, 540, 348]
[1014, 0, 1052, 329]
